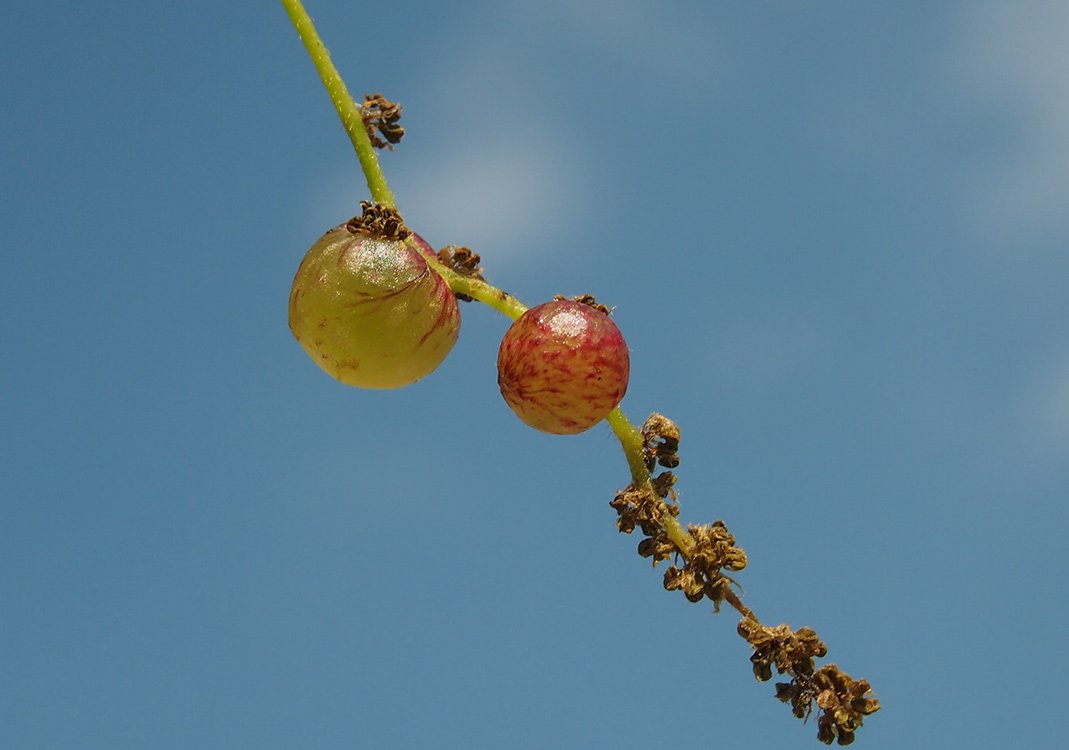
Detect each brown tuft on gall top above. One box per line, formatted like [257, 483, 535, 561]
[345, 200, 410, 240]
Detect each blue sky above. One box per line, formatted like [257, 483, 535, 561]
[3, 1, 1068, 747]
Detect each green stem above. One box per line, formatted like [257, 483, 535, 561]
[280, 0, 396, 207]
[605, 407, 649, 485]
[425, 260, 529, 321]
[661, 508, 696, 555]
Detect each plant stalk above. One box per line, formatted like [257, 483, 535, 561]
[280, 0, 698, 561]
[280, 0, 397, 207]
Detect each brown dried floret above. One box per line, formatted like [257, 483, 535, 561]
[663, 564, 707, 602]
[556, 294, 612, 315]
[737, 619, 877, 743]
[650, 471, 678, 502]
[660, 521, 747, 608]
[437, 245, 484, 278]
[636, 535, 675, 564]
[738, 619, 827, 682]
[610, 481, 679, 567]
[436, 245, 486, 301]
[774, 664, 880, 745]
[345, 200, 409, 240]
[361, 93, 405, 150]
[610, 483, 670, 538]
[689, 521, 747, 574]
[642, 413, 681, 470]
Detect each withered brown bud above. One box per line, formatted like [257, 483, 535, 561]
[345, 201, 410, 240]
[556, 294, 612, 315]
[642, 413, 681, 470]
[361, 93, 405, 150]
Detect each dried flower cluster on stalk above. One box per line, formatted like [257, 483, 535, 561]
[280, 59, 881, 742]
[611, 414, 880, 745]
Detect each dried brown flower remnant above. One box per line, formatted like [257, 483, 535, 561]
[775, 665, 880, 746]
[610, 483, 677, 539]
[437, 245, 484, 279]
[345, 200, 409, 240]
[690, 521, 748, 574]
[738, 619, 827, 682]
[437, 245, 486, 301]
[642, 413, 681, 470]
[361, 93, 405, 149]
[610, 480, 679, 566]
[556, 294, 612, 315]
[663, 521, 747, 607]
[636, 534, 675, 564]
[650, 470, 677, 501]
[739, 620, 879, 745]
[811, 666, 880, 745]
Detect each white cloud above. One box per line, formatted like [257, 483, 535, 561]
[294, 46, 584, 269]
[295, 135, 580, 270]
[379, 37, 592, 268]
[1027, 347, 1069, 451]
[389, 135, 580, 266]
[950, 1, 1069, 235]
